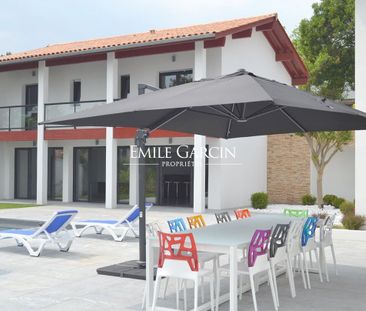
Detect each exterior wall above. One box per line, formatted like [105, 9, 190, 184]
[355, 0, 366, 215]
[311, 144, 355, 201]
[48, 61, 107, 103]
[0, 69, 38, 107]
[118, 51, 194, 96]
[267, 134, 310, 204]
[207, 31, 292, 210]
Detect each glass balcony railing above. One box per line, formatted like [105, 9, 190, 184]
[0, 105, 38, 131]
[0, 100, 108, 131]
[44, 99, 107, 127]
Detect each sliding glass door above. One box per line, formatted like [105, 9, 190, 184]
[74, 147, 106, 202]
[14, 148, 37, 199]
[48, 148, 63, 200]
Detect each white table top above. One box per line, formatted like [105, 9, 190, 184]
[187, 214, 295, 247]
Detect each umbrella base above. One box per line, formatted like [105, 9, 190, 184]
[97, 260, 156, 280]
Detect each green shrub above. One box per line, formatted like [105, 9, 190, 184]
[333, 197, 345, 209]
[251, 192, 268, 209]
[302, 194, 316, 206]
[340, 201, 355, 215]
[341, 214, 365, 230]
[323, 194, 338, 206]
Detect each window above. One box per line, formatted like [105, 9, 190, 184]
[121, 75, 130, 99]
[72, 80, 81, 102]
[159, 70, 193, 89]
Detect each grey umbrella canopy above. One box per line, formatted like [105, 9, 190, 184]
[44, 69, 366, 137]
[43, 69, 366, 267]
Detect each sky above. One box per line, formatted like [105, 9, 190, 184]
[0, 0, 318, 55]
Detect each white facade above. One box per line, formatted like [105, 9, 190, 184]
[355, 0, 366, 216]
[3, 23, 353, 211]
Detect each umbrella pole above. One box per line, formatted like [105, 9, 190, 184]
[135, 128, 150, 266]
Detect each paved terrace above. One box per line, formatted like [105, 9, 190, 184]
[0, 204, 365, 311]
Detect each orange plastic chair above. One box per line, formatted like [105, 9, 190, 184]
[187, 215, 206, 229]
[234, 208, 251, 219]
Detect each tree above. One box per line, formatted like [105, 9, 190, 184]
[298, 132, 353, 208]
[293, 0, 355, 208]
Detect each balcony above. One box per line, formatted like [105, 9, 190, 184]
[0, 105, 38, 131]
[0, 100, 107, 131]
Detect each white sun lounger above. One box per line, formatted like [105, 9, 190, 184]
[0, 210, 78, 257]
[71, 203, 153, 242]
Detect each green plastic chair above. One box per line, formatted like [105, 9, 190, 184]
[283, 208, 309, 218]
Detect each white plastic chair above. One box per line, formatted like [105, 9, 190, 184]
[301, 217, 323, 289]
[216, 229, 278, 311]
[318, 215, 337, 281]
[269, 223, 293, 307]
[152, 231, 215, 311]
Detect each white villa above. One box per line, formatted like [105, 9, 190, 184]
[0, 13, 359, 213]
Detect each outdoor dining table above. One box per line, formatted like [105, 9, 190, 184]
[146, 214, 298, 311]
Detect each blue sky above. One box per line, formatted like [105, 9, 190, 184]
[0, 0, 318, 55]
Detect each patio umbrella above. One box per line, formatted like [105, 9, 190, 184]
[43, 69, 366, 269]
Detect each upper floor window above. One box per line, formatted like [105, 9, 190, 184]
[72, 80, 81, 102]
[159, 70, 193, 89]
[121, 75, 130, 99]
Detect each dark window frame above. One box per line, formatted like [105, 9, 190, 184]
[72, 80, 81, 102]
[159, 69, 193, 89]
[120, 75, 130, 99]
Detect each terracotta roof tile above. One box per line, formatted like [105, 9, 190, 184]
[0, 13, 277, 63]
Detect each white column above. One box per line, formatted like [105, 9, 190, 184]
[193, 41, 207, 213]
[62, 145, 73, 202]
[105, 52, 118, 208]
[129, 150, 139, 206]
[36, 61, 49, 205]
[355, 0, 366, 216]
[0, 142, 14, 199]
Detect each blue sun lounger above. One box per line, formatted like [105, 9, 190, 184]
[0, 210, 78, 257]
[71, 203, 153, 242]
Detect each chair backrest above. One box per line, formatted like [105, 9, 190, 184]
[167, 218, 187, 233]
[39, 210, 78, 235]
[235, 208, 251, 219]
[269, 224, 290, 258]
[158, 231, 199, 272]
[284, 208, 309, 218]
[215, 211, 232, 224]
[146, 222, 161, 238]
[286, 219, 304, 255]
[187, 215, 206, 229]
[301, 217, 318, 247]
[248, 229, 272, 267]
[322, 214, 335, 243]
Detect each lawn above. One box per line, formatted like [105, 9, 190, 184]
[0, 203, 37, 210]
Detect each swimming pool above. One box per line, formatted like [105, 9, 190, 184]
[0, 218, 42, 231]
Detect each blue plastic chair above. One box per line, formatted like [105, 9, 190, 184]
[167, 218, 187, 233]
[301, 217, 318, 247]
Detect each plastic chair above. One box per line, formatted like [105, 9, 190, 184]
[319, 215, 337, 281]
[285, 219, 308, 292]
[269, 223, 293, 307]
[215, 211, 232, 224]
[186, 215, 206, 229]
[283, 209, 308, 218]
[301, 217, 323, 289]
[234, 208, 251, 219]
[166, 217, 217, 304]
[152, 232, 215, 311]
[216, 229, 278, 311]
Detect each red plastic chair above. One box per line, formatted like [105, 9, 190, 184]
[152, 232, 215, 310]
[234, 208, 251, 219]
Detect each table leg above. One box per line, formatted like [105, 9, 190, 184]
[146, 238, 154, 311]
[229, 246, 238, 311]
